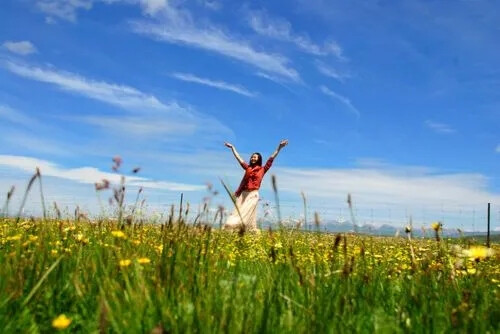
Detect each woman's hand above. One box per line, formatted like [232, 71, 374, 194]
[224, 142, 233, 149]
[278, 139, 288, 149]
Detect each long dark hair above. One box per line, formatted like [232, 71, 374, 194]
[250, 152, 262, 166]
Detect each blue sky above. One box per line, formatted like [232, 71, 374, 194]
[0, 0, 499, 230]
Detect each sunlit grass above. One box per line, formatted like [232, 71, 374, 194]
[0, 217, 498, 333]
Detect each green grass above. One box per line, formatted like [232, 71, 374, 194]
[0, 218, 499, 333]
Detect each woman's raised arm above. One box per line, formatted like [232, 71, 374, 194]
[224, 142, 245, 166]
[270, 139, 288, 159]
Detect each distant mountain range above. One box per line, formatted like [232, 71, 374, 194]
[275, 219, 499, 238]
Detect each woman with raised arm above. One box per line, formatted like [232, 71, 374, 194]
[223, 139, 288, 231]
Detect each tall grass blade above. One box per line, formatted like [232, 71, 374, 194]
[347, 193, 358, 233]
[36, 168, 47, 221]
[220, 178, 244, 228]
[22, 256, 63, 306]
[271, 175, 282, 227]
[301, 191, 307, 231]
[16, 171, 39, 224]
[1, 185, 15, 217]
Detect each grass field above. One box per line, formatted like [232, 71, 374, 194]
[0, 217, 498, 333]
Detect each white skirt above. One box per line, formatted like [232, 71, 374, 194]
[223, 190, 259, 231]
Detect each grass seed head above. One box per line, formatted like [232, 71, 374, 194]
[7, 185, 15, 199]
[314, 212, 320, 228]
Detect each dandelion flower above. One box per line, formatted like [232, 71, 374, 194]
[111, 230, 126, 239]
[137, 257, 151, 264]
[52, 314, 71, 330]
[119, 259, 132, 267]
[463, 246, 494, 262]
[431, 222, 442, 231]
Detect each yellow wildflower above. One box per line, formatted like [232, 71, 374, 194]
[137, 257, 151, 264]
[7, 234, 22, 241]
[466, 267, 477, 275]
[111, 230, 126, 239]
[119, 259, 132, 267]
[463, 246, 494, 262]
[431, 222, 442, 231]
[52, 314, 71, 330]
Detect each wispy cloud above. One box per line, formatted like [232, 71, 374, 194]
[496, 144, 500, 153]
[130, 5, 299, 81]
[135, 0, 168, 16]
[276, 166, 500, 211]
[79, 115, 197, 137]
[315, 60, 349, 83]
[0, 105, 37, 126]
[32, 1, 299, 80]
[1, 132, 70, 156]
[425, 120, 455, 134]
[319, 85, 360, 118]
[247, 10, 344, 59]
[4, 61, 233, 140]
[199, 0, 221, 11]
[171, 72, 256, 97]
[2, 41, 38, 55]
[0, 155, 205, 191]
[5, 61, 172, 112]
[35, 0, 168, 22]
[36, 0, 93, 22]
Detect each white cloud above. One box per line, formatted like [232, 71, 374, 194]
[2, 41, 38, 55]
[199, 0, 221, 11]
[137, 0, 167, 15]
[315, 60, 349, 83]
[496, 144, 500, 153]
[0, 105, 37, 126]
[0, 155, 205, 191]
[130, 5, 299, 82]
[1, 132, 69, 156]
[35, 0, 167, 22]
[4, 61, 233, 140]
[36, 0, 93, 22]
[425, 120, 455, 134]
[103, 0, 168, 16]
[32, 1, 299, 81]
[79, 115, 198, 137]
[275, 166, 500, 211]
[319, 85, 360, 118]
[5, 61, 172, 112]
[171, 72, 257, 97]
[247, 10, 344, 59]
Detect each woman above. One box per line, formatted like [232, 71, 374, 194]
[223, 139, 288, 231]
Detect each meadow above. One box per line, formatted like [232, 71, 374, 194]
[0, 215, 499, 333]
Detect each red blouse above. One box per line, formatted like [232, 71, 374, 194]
[235, 157, 274, 197]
